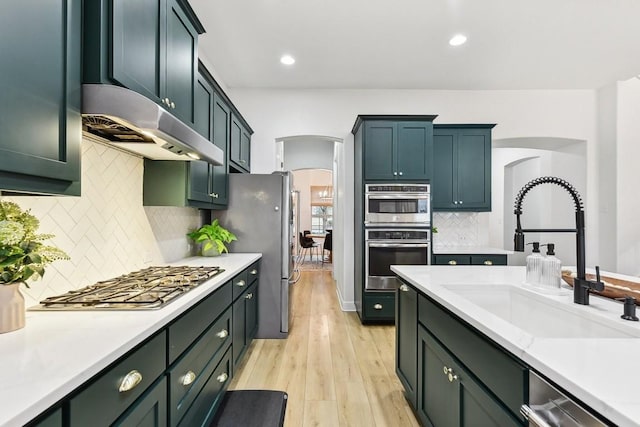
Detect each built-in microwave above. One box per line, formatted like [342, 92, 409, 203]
[364, 183, 430, 226]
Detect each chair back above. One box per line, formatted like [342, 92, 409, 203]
[299, 232, 313, 248]
[323, 232, 332, 251]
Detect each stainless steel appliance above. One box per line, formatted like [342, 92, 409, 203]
[365, 183, 430, 226]
[30, 266, 224, 310]
[365, 228, 430, 290]
[216, 172, 296, 339]
[521, 371, 606, 426]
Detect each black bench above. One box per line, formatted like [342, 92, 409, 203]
[210, 390, 288, 427]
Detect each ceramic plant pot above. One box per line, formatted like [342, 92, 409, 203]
[0, 283, 26, 334]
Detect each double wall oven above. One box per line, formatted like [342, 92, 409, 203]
[364, 183, 431, 291]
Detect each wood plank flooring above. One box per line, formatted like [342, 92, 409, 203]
[228, 270, 420, 427]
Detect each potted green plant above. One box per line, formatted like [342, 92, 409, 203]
[187, 219, 237, 256]
[0, 200, 69, 333]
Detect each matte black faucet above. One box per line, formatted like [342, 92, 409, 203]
[513, 176, 604, 305]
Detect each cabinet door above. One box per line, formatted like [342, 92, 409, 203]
[396, 283, 418, 408]
[240, 125, 252, 172]
[418, 326, 458, 427]
[30, 408, 62, 427]
[111, 0, 162, 103]
[230, 114, 243, 170]
[190, 75, 214, 204]
[165, 0, 198, 124]
[456, 129, 491, 210]
[212, 93, 231, 204]
[0, 0, 81, 195]
[397, 122, 433, 181]
[232, 289, 247, 370]
[364, 122, 396, 180]
[245, 283, 259, 342]
[432, 131, 457, 210]
[113, 377, 167, 427]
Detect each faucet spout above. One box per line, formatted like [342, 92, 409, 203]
[512, 176, 599, 305]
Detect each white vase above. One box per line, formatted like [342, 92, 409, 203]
[0, 283, 26, 334]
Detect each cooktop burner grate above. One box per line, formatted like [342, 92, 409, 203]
[31, 266, 224, 310]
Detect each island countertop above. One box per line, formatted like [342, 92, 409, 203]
[392, 265, 640, 427]
[0, 253, 261, 427]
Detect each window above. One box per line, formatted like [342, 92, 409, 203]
[311, 205, 333, 233]
[310, 185, 333, 233]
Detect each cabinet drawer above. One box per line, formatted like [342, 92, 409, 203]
[433, 254, 471, 265]
[169, 309, 232, 426]
[69, 331, 167, 426]
[247, 261, 260, 285]
[177, 347, 233, 427]
[168, 281, 232, 363]
[418, 295, 526, 419]
[470, 254, 507, 266]
[232, 270, 249, 300]
[364, 294, 395, 320]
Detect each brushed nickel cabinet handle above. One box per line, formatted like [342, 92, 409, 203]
[448, 260, 457, 265]
[398, 171, 403, 176]
[181, 370, 196, 386]
[484, 260, 493, 266]
[118, 370, 143, 392]
[373, 303, 383, 310]
[245, 292, 253, 299]
[459, 200, 463, 204]
[250, 269, 258, 275]
[216, 329, 229, 339]
[399, 284, 410, 292]
[236, 280, 246, 287]
[216, 372, 228, 383]
[170, 101, 175, 109]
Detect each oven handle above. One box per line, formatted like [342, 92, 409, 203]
[367, 194, 428, 200]
[519, 405, 552, 427]
[367, 243, 430, 248]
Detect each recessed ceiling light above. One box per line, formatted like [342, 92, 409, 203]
[280, 55, 296, 65]
[449, 34, 467, 47]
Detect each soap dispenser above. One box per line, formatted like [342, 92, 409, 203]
[525, 242, 543, 286]
[541, 243, 562, 288]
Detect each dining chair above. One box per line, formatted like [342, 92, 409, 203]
[299, 232, 319, 263]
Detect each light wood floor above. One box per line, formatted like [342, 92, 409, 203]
[228, 270, 420, 427]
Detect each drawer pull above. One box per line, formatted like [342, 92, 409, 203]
[181, 370, 196, 386]
[443, 366, 457, 382]
[216, 329, 229, 339]
[448, 260, 457, 265]
[483, 260, 493, 266]
[245, 292, 253, 300]
[448, 372, 458, 382]
[216, 372, 229, 383]
[236, 280, 246, 287]
[118, 370, 143, 393]
[373, 303, 383, 310]
[250, 269, 258, 275]
[399, 284, 410, 292]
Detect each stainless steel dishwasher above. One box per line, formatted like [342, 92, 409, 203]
[521, 371, 607, 427]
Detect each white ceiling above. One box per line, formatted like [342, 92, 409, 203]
[190, 0, 640, 90]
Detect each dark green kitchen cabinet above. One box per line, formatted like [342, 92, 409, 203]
[432, 253, 507, 266]
[85, 0, 204, 125]
[433, 125, 495, 211]
[210, 92, 231, 205]
[0, 0, 81, 196]
[396, 282, 418, 408]
[230, 113, 252, 173]
[29, 408, 62, 427]
[417, 326, 520, 427]
[362, 120, 434, 181]
[143, 160, 218, 209]
[232, 263, 259, 372]
[113, 377, 167, 427]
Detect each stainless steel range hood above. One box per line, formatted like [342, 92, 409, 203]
[81, 84, 223, 165]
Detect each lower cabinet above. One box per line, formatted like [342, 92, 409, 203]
[34, 261, 260, 427]
[396, 283, 527, 426]
[362, 291, 395, 322]
[432, 254, 507, 266]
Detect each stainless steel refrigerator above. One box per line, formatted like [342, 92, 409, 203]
[216, 172, 296, 339]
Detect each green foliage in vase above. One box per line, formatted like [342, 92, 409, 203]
[0, 201, 70, 286]
[187, 219, 237, 254]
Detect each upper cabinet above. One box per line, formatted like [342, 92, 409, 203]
[84, 0, 204, 125]
[0, 0, 81, 196]
[230, 114, 253, 173]
[354, 116, 436, 181]
[433, 125, 495, 212]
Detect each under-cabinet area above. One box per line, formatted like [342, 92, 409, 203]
[393, 265, 640, 427]
[1, 254, 260, 427]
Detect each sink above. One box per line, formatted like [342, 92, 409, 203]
[441, 284, 640, 339]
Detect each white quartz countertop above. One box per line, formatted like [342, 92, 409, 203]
[0, 253, 261, 427]
[432, 245, 514, 255]
[392, 265, 640, 427]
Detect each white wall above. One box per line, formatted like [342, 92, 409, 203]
[226, 88, 600, 307]
[291, 169, 332, 234]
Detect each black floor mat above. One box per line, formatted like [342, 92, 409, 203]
[209, 390, 288, 427]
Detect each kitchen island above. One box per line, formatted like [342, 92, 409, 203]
[392, 265, 640, 427]
[0, 253, 261, 427]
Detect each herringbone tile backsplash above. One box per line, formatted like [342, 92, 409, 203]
[432, 212, 486, 248]
[4, 138, 201, 307]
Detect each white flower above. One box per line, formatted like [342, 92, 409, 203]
[0, 220, 25, 245]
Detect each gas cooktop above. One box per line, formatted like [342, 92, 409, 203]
[30, 266, 224, 311]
